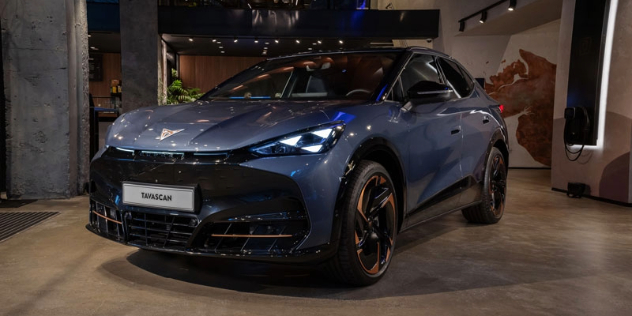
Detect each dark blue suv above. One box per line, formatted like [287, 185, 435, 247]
[89, 47, 509, 286]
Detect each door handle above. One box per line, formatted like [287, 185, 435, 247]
[451, 128, 461, 135]
[483, 116, 490, 124]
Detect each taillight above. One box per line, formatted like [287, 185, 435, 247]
[498, 104, 504, 114]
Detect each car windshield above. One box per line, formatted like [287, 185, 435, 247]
[202, 52, 400, 101]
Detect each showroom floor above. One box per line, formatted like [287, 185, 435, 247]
[1, 170, 632, 315]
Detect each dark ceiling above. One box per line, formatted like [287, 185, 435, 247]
[88, 32, 121, 53]
[161, 34, 393, 57]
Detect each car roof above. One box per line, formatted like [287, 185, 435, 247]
[267, 46, 450, 60]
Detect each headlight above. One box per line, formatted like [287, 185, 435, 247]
[250, 123, 345, 156]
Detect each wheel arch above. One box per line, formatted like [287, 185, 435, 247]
[490, 128, 509, 171]
[340, 137, 407, 233]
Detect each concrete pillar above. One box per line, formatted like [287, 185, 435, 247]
[120, 0, 162, 113]
[551, 0, 632, 204]
[1, 0, 90, 199]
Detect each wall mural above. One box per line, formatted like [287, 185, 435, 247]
[485, 49, 557, 167]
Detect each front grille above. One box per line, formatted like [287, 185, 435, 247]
[127, 211, 198, 251]
[194, 211, 308, 256]
[90, 201, 124, 242]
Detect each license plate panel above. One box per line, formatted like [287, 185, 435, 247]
[122, 182, 195, 212]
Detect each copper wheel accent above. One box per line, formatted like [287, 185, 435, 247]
[489, 153, 507, 217]
[354, 175, 396, 275]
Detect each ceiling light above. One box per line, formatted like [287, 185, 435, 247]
[265, 41, 270, 45]
[264, 47, 268, 49]
[221, 51, 225, 53]
[339, 39, 344, 44]
[479, 11, 487, 23]
[219, 46, 223, 49]
[189, 38, 193, 42]
[275, 38, 279, 43]
[212, 38, 217, 42]
[308, 47, 313, 50]
[317, 40, 322, 44]
[88, 34, 92, 38]
[254, 37, 259, 43]
[313, 42, 317, 45]
[90, 46, 98, 50]
[234, 37, 238, 43]
[459, 21, 465, 32]
[296, 39, 301, 44]
[508, 0, 516, 11]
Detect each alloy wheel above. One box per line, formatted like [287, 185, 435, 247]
[354, 175, 396, 275]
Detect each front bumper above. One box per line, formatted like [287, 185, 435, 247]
[88, 147, 344, 264]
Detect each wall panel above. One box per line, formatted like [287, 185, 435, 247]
[89, 53, 121, 101]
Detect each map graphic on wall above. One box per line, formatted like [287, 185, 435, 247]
[486, 49, 556, 167]
[483, 20, 560, 168]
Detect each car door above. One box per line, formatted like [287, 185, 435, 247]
[439, 58, 495, 205]
[394, 54, 464, 228]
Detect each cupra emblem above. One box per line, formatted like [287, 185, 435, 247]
[159, 128, 184, 141]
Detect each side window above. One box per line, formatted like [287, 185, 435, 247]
[438, 58, 473, 98]
[400, 54, 442, 95]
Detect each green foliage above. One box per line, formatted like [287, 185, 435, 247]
[167, 79, 203, 105]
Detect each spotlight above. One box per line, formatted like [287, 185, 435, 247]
[275, 38, 279, 43]
[339, 39, 344, 44]
[296, 39, 301, 44]
[479, 11, 487, 23]
[188, 38, 193, 42]
[212, 38, 217, 42]
[459, 21, 465, 32]
[508, 0, 516, 11]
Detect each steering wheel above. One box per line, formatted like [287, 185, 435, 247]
[346, 89, 372, 97]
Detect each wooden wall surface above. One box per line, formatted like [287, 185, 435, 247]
[89, 53, 121, 99]
[179, 56, 265, 93]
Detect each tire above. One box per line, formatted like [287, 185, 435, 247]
[325, 160, 398, 286]
[462, 147, 507, 224]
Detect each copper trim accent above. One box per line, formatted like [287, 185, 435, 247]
[91, 210, 122, 225]
[357, 242, 380, 275]
[357, 175, 379, 222]
[211, 234, 293, 238]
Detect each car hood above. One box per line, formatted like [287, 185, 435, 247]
[106, 100, 363, 151]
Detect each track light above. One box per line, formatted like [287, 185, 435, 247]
[479, 11, 487, 23]
[459, 21, 465, 32]
[508, 0, 516, 11]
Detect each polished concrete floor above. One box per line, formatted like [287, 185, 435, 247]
[1, 170, 632, 315]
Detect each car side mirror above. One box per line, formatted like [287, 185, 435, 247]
[401, 81, 453, 112]
[407, 81, 453, 100]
